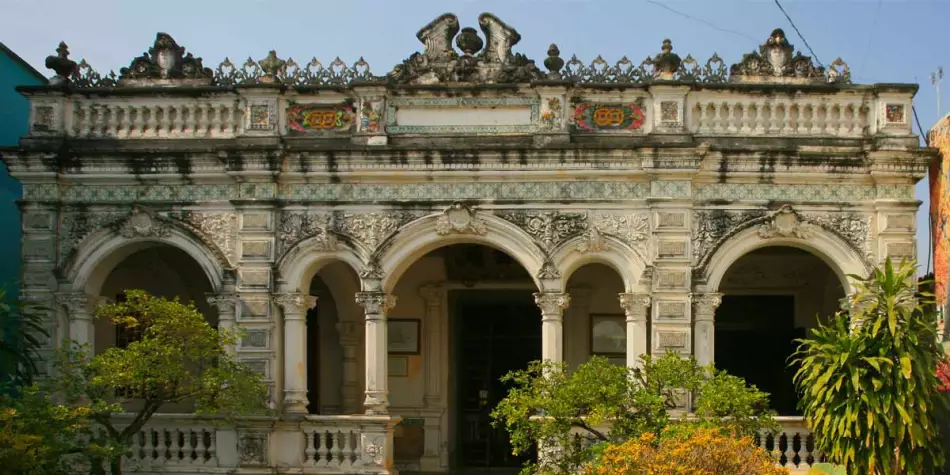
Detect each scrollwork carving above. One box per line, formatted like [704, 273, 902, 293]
[498, 210, 587, 250]
[118, 208, 172, 238]
[277, 212, 337, 256]
[436, 203, 487, 236]
[337, 212, 418, 252]
[174, 211, 238, 265]
[756, 205, 818, 239]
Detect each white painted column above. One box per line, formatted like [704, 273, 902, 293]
[275, 293, 317, 414]
[206, 293, 237, 354]
[56, 292, 96, 352]
[534, 292, 570, 364]
[419, 285, 445, 471]
[692, 293, 722, 368]
[356, 291, 397, 414]
[619, 293, 651, 368]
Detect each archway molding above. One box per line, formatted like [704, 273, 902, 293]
[549, 234, 646, 293]
[376, 211, 550, 293]
[276, 234, 367, 294]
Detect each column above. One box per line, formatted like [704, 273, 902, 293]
[355, 291, 397, 415]
[206, 293, 237, 354]
[419, 285, 445, 470]
[335, 320, 363, 413]
[275, 292, 317, 414]
[56, 292, 96, 352]
[534, 292, 570, 364]
[692, 293, 722, 368]
[619, 293, 651, 369]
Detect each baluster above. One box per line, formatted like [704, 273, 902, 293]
[769, 102, 781, 135]
[220, 105, 231, 135]
[330, 430, 343, 467]
[145, 106, 157, 137]
[192, 104, 203, 137]
[316, 429, 330, 467]
[339, 428, 354, 468]
[714, 102, 724, 133]
[769, 432, 781, 463]
[106, 105, 118, 137]
[784, 432, 798, 468]
[156, 428, 168, 463]
[305, 430, 317, 465]
[79, 104, 92, 136]
[207, 430, 216, 463]
[753, 102, 766, 134]
[813, 102, 825, 135]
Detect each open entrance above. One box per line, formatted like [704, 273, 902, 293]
[451, 290, 540, 470]
[714, 246, 844, 415]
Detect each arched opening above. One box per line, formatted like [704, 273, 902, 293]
[714, 246, 845, 415]
[95, 244, 217, 356]
[388, 243, 540, 472]
[564, 263, 628, 370]
[304, 261, 363, 415]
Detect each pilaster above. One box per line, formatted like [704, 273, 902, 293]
[355, 291, 397, 414]
[275, 292, 317, 414]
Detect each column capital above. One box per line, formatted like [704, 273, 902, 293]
[206, 292, 238, 313]
[356, 291, 397, 317]
[56, 292, 98, 321]
[618, 293, 651, 320]
[418, 285, 443, 305]
[274, 293, 317, 315]
[534, 292, 570, 318]
[691, 293, 723, 321]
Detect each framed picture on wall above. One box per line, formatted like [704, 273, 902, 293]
[590, 314, 626, 356]
[388, 319, 421, 355]
[388, 356, 409, 377]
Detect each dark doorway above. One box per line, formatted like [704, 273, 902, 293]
[714, 295, 803, 415]
[306, 305, 320, 414]
[452, 291, 541, 471]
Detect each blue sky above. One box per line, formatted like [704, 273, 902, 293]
[2, 0, 946, 272]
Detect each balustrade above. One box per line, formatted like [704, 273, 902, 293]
[69, 99, 243, 139]
[688, 94, 869, 138]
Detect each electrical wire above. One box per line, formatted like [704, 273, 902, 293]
[644, 0, 759, 43]
[915, 105, 935, 277]
[773, 0, 823, 68]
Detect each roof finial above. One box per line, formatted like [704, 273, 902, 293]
[45, 41, 77, 85]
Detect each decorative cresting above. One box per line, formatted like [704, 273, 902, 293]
[54, 25, 851, 88]
[435, 202, 487, 236]
[389, 13, 542, 84]
[691, 293, 722, 368]
[730, 28, 850, 84]
[692, 206, 872, 275]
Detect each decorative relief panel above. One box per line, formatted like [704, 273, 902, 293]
[240, 359, 270, 379]
[245, 99, 277, 131]
[539, 96, 563, 131]
[655, 269, 688, 290]
[238, 432, 268, 466]
[338, 211, 420, 251]
[656, 240, 687, 258]
[657, 211, 687, 229]
[656, 330, 689, 350]
[240, 299, 271, 320]
[886, 242, 915, 259]
[276, 211, 336, 257]
[32, 106, 56, 132]
[571, 100, 646, 132]
[497, 210, 587, 250]
[885, 214, 914, 231]
[656, 301, 687, 320]
[240, 240, 272, 260]
[172, 211, 238, 266]
[241, 212, 272, 231]
[286, 102, 356, 135]
[884, 103, 907, 125]
[587, 212, 650, 257]
[239, 269, 271, 289]
[359, 99, 384, 134]
[692, 209, 767, 266]
[240, 329, 270, 349]
[22, 212, 53, 231]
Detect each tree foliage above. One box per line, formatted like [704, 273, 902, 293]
[490, 353, 776, 475]
[46, 290, 270, 475]
[0, 286, 48, 387]
[792, 259, 949, 475]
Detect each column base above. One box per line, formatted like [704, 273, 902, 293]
[364, 391, 390, 414]
[283, 390, 309, 414]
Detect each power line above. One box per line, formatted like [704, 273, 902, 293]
[644, 0, 759, 44]
[773, 0, 823, 68]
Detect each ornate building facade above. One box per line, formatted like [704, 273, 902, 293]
[2, 13, 930, 474]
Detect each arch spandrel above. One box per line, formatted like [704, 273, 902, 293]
[375, 209, 549, 293]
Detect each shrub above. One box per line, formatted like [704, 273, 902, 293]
[585, 427, 788, 475]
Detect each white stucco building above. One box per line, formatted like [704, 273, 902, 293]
[2, 14, 930, 474]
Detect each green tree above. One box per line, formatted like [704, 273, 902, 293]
[50, 290, 270, 475]
[0, 286, 48, 387]
[792, 259, 949, 475]
[490, 353, 776, 475]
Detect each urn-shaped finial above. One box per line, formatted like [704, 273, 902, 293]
[544, 44, 565, 80]
[45, 42, 77, 85]
[654, 39, 681, 80]
[456, 27, 484, 56]
[258, 50, 286, 84]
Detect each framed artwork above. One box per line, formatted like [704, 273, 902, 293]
[388, 319, 421, 355]
[590, 314, 626, 356]
[388, 356, 409, 377]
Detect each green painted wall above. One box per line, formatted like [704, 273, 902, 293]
[0, 48, 45, 297]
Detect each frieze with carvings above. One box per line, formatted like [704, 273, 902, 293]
[337, 212, 420, 252]
[572, 100, 646, 132]
[497, 211, 588, 250]
[692, 209, 767, 267]
[286, 102, 356, 135]
[170, 211, 238, 266]
[276, 212, 337, 257]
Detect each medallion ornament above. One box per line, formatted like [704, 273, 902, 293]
[757, 205, 818, 239]
[572, 100, 646, 132]
[118, 208, 171, 239]
[435, 203, 487, 236]
[118, 33, 213, 83]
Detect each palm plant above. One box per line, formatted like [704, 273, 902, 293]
[0, 286, 48, 387]
[791, 259, 949, 475]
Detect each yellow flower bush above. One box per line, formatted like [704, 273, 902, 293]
[586, 427, 789, 475]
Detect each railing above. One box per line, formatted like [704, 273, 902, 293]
[756, 416, 821, 473]
[687, 94, 870, 138]
[70, 99, 244, 139]
[86, 413, 399, 474]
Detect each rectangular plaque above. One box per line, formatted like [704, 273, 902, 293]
[657, 240, 687, 258]
[657, 301, 686, 319]
[657, 211, 686, 229]
[656, 269, 688, 289]
[241, 213, 272, 231]
[241, 240, 272, 260]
